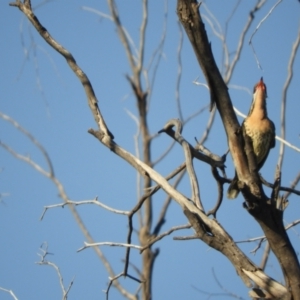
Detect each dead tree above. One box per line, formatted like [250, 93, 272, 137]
[6, 0, 300, 299]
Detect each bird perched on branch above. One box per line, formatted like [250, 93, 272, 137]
[227, 77, 276, 199]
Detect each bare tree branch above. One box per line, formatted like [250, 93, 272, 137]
[9, 1, 300, 298]
[175, 21, 184, 121]
[278, 24, 300, 170]
[40, 198, 130, 221]
[78, 242, 143, 253]
[0, 111, 133, 298]
[10, 1, 113, 140]
[0, 112, 54, 175]
[107, 0, 137, 72]
[153, 166, 186, 236]
[81, 6, 139, 59]
[141, 224, 191, 252]
[259, 175, 300, 196]
[177, 1, 299, 298]
[0, 287, 18, 300]
[160, 119, 203, 210]
[248, 0, 282, 70]
[152, 104, 209, 166]
[225, 0, 266, 82]
[145, 0, 168, 98]
[105, 272, 140, 300]
[36, 243, 75, 300]
[283, 172, 300, 200]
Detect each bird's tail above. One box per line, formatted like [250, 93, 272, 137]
[227, 173, 240, 199]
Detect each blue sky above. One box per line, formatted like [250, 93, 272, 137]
[1, 1, 300, 299]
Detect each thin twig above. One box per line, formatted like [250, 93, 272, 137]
[283, 172, 300, 200]
[212, 268, 245, 299]
[159, 119, 203, 210]
[78, 242, 142, 253]
[0, 112, 54, 175]
[153, 166, 186, 235]
[152, 105, 209, 166]
[40, 198, 130, 220]
[248, 0, 282, 69]
[107, 0, 136, 72]
[236, 219, 300, 245]
[0, 287, 18, 300]
[225, 0, 266, 82]
[81, 6, 139, 58]
[260, 241, 271, 271]
[157, 123, 225, 168]
[206, 167, 228, 217]
[104, 272, 141, 300]
[222, 0, 241, 76]
[141, 224, 191, 252]
[10, 1, 113, 138]
[259, 175, 300, 196]
[137, 0, 148, 79]
[0, 115, 131, 298]
[124, 108, 143, 226]
[249, 0, 282, 44]
[36, 243, 75, 300]
[146, 0, 168, 105]
[198, 105, 217, 146]
[278, 24, 300, 171]
[123, 162, 186, 274]
[175, 21, 184, 121]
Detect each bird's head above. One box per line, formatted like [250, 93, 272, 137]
[248, 77, 268, 116]
[253, 77, 267, 98]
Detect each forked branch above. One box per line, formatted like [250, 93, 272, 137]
[177, 0, 300, 298]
